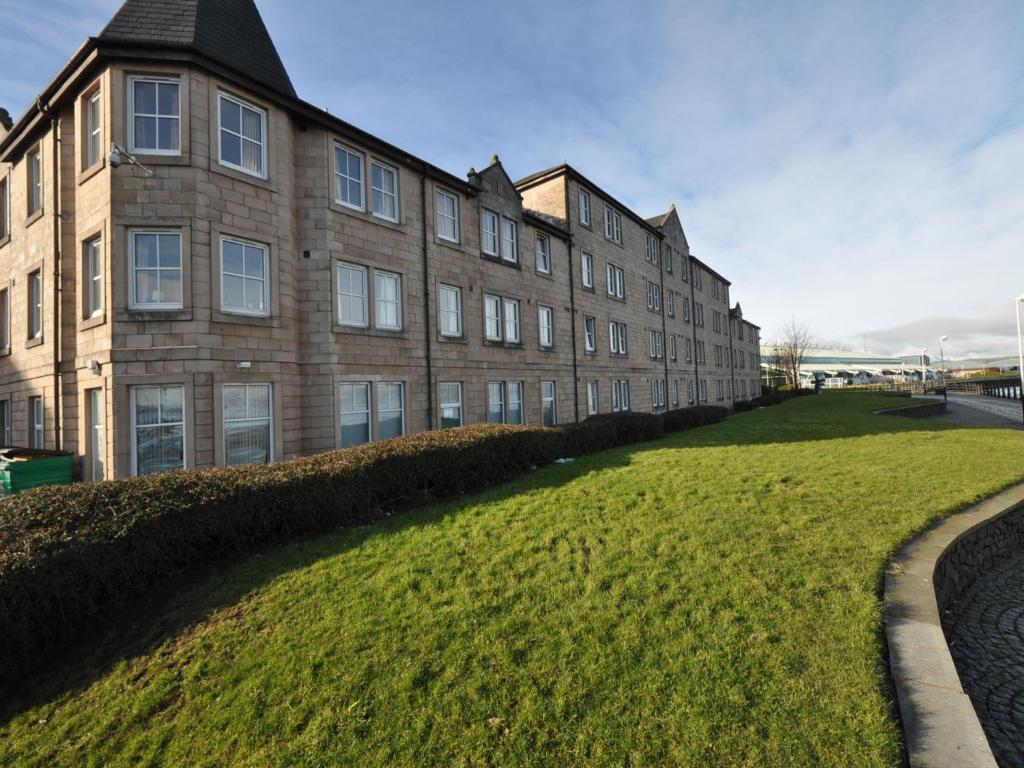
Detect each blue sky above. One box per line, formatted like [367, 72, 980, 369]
[2, 0, 1023, 358]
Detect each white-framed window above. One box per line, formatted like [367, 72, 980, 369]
[223, 383, 272, 465]
[334, 144, 364, 209]
[717, 379, 725, 401]
[28, 270, 42, 339]
[484, 294, 502, 341]
[581, 252, 594, 288]
[715, 345, 723, 367]
[606, 263, 625, 299]
[508, 381, 524, 424]
[695, 303, 704, 327]
[218, 92, 266, 177]
[129, 230, 183, 310]
[436, 189, 459, 242]
[692, 264, 703, 289]
[587, 380, 599, 416]
[336, 262, 368, 326]
[86, 89, 102, 168]
[665, 244, 673, 273]
[128, 76, 180, 154]
[541, 380, 557, 426]
[667, 291, 675, 317]
[439, 382, 463, 428]
[683, 297, 690, 322]
[579, 187, 591, 225]
[604, 206, 622, 243]
[481, 209, 499, 256]
[487, 381, 505, 424]
[535, 234, 551, 274]
[650, 330, 664, 359]
[28, 395, 44, 449]
[377, 382, 405, 439]
[612, 380, 630, 411]
[652, 379, 666, 408]
[28, 149, 42, 215]
[503, 297, 520, 343]
[221, 237, 268, 316]
[609, 321, 628, 355]
[681, 256, 688, 282]
[371, 160, 398, 221]
[685, 337, 692, 362]
[85, 237, 103, 318]
[672, 380, 680, 407]
[0, 286, 8, 350]
[712, 279, 721, 299]
[538, 305, 554, 348]
[438, 284, 462, 337]
[0, 398, 11, 447]
[645, 233, 659, 265]
[670, 334, 677, 362]
[340, 382, 370, 447]
[713, 310, 722, 333]
[647, 281, 661, 311]
[374, 271, 402, 330]
[584, 315, 596, 352]
[0, 176, 8, 240]
[500, 216, 517, 262]
[700, 379, 708, 402]
[131, 385, 185, 475]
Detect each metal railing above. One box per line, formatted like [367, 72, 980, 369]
[944, 376, 1022, 401]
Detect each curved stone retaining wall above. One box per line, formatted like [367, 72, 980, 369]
[885, 483, 1024, 768]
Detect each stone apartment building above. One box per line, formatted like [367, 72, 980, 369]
[0, 0, 760, 481]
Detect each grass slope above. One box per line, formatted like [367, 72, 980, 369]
[3, 394, 1023, 767]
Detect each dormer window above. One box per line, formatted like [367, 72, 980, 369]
[129, 76, 180, 154]
[218, 92, 266, 178]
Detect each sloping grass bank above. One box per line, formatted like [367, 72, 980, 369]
[3, 393, 1022, 766]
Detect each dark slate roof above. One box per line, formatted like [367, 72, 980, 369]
[645, 209, 672, 228]
[99, 0, 296, 98]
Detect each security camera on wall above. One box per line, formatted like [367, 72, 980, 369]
[107, 149, 121, 168]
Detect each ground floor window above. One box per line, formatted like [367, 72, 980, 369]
[508, 381, 524, 425]
[688, 379, 694, 405]
[587, 380, 599, 416]
[652, 379, 666, 408]
[0, 398, 10, 446]
[87, 388, 104, 481]
[440, 382, 463, 428]
[340, 383, 371, 447]
[487, 381, 505, 424]
[541, 381, 556, 426]
[672, 380, 680, 407]
[377, 382, 405, 439]
[131, 385, 184, 476]
[28, 396, 43, 449]
[612, 379, 630, 411]
[223, 383, 272, 465]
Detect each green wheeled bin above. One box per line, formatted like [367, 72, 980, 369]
[0, 448, 74, 495]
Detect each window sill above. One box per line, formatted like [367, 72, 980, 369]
[214, 311, 277, 327]
[606, 294, 627, 304]
[580, 285, 595, 293]
[326, 199, 405, 232]
[120, 309, 193, 322]
[25, 336, 44, 349]
[211, 162, 275, 191]
[480, 253, 521, 270]
[435, 237, 465, 252]
[80, 312, 106, 331]
[483, 339, 523, 349]
[438, 333, 468, 344]
[78, 160, 105, 186]
[332, 324, 406, 338]
[535, 271, 554, 280]
[538, 346, 556, 352]
[128, 152, 190, 167]
[25, 209, 44, 229]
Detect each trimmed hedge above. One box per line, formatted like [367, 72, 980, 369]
[662, 405, 729, 431]
[2, 408, 709, 685]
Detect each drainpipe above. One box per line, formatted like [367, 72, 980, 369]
[562, 179, 580, 422]
[658, 238, 669, 409]
[727, 304, 737, 408]
[687, 257, 699, 403]
[419, 173, 434, 430]
[39, 100, 61, 451]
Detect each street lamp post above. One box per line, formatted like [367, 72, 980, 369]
[939, 335, 948, 403]
[1016, 295, 1024, 427]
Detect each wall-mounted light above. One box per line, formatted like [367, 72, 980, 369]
[107, 143, 153, 177]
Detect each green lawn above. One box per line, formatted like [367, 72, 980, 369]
[3, 394, 1023, 767]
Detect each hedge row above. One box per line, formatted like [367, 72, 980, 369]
[0, 407, 726, 685]
[733, 388, 815, 412]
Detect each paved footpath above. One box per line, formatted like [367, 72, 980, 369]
[944, 551, 1024, 767]
[930, 395, 1024, 430]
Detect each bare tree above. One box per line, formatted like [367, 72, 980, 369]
[777, 318, 815, 388]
